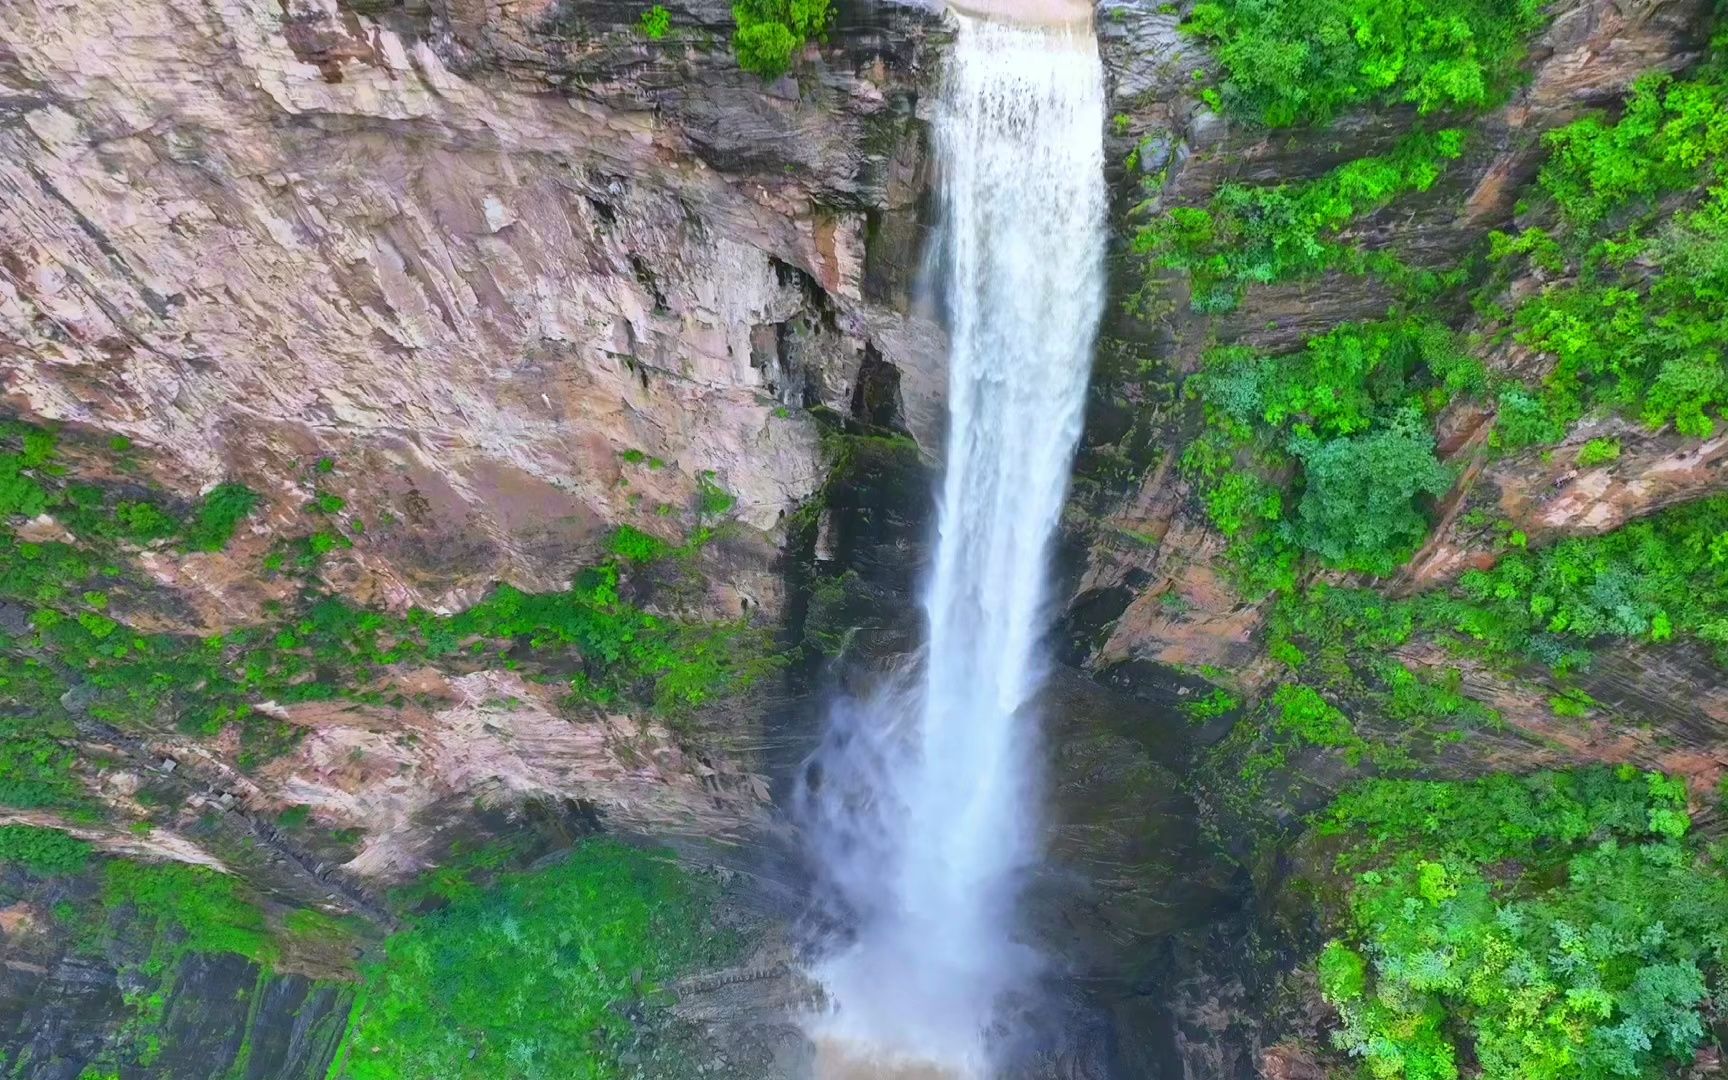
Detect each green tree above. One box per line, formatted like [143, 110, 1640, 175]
[1183, 0, 1547, 127]
[732, 0, 829, 79]
[1289, 410, 1452, 574]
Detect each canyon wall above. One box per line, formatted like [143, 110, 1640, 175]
[3, 0, 1728, 1076]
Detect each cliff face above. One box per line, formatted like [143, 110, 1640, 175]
[1071, 0, 1728, 792]
[0, 0, 947, 906]
[0, 4, 954, 1075]
[0, 0, 944, 613]
[1067, 1, 1728, 1075]
[1076, 0, 1719, 683]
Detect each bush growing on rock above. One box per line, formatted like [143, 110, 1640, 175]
[0, 823, 92, 875]
[334, 840, 732, 1080]
[1316, 769, 1727, 1080]
[638, 4, 670, 39]
[1182, 0, 1548, 126]
[1288, 410, 1453, 575]
[732, 0, 829, 80]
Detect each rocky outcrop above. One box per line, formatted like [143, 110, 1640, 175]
[0, 941, 352, 1080]
[0, 0, 945, 613]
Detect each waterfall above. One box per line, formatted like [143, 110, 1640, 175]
[801, 5, 1108, 1076]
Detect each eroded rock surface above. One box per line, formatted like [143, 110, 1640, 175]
[0, 0, 944, 612]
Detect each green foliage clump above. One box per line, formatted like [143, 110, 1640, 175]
[696, 469, 736, 518]
[1575, 436, 1621, 467]
[1538, 72, 1728, 230]
[1315, 768, 1725, 1080]
[1181, 686, 1241, 722]
[1269, 684, 1354, 749]
[1182, 0, 1547, 126]
[0, 423, 56, 520]
[638, 3, 671, 38]
[1200, 470, 1283, 539]
[0, 823, 93, 874]
[1448, 493, 1728, 654]
[0, 708, 88, 812]
[102, 859, 276, 969]
[1270, 491, 1728, 680]
[1288, 409, 1453, 575]
[182, 483, 260, 552]
[0, 420, 258, 552]
[1491, 62, 1728, 443]
[1135, 130, 1466, 310]
[334, 840, 732, 1080]
[732, 0, 829, 80]
[1504, 192, 1728, 439]
[605, 524, 669, 563]
[113, 502, 178, 544]
[1181, 317, 1471, 587]
[1196, 316, 1474, 441]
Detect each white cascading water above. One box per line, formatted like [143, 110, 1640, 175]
[802, 6, 1108, 1076]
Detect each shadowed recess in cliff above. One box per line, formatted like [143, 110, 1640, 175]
[796, 4, 1109, 1076]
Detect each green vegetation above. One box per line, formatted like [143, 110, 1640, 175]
[1181, 686, 1241, 721]
[0, 419, 775, 811]
[1314, 768, 1725, 1080]
[1576, 437, 1622, 467]
[1134, 130, 1466, 311]
[1261, 492, 1728, 695]
[1288, 409, 1453, 574]
[1269, 683, 1354, 753]
[0, 423, 56, 519]
[1446, 494, 1728, 658]
[0, 539, 776, 801]
[1182, 0, 1548, 126]
[1181, 316, 1468, 584]
[0, 822, 93, 874]
[731, 0, 829, 79]
[1194, 494, 1728, 795]
[1131, 15, 1728, 1080]
[102, 859, 276, 971]
[1489, 60, 1728, 444]
[606, 524, 671, 563]
[334, 840, 732, 1080]
[183, 483, 261, 552]
[639, 3, 671, 38]
[1538, 72, 1728, 231]
[0, 422, 259, 553]
[1195, 316, 1479, 441]
[696, 469, 736, 519]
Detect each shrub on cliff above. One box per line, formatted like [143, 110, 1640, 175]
[1134, 129, 1467, 308]
[638, 4, 670, 39]
[1183, 0, 1548, 126]
[0, 823, 92, 875]
[1491, 61, 1728, 443]
[334, 841, 733, 1080]
[732, 0, 829, 80]
[1316, 769, 1727, 1080]
[1288, 410, 1453, 575]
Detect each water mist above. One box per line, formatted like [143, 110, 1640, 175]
[800, 6, 1108, 1076]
